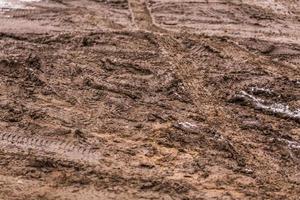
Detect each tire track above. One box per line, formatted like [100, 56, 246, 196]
[154, 35, 223, 123]
[128, 0, 164, 32]
[0, 132, 102, 165]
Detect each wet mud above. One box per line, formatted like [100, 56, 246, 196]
[0, 0, 300, 199]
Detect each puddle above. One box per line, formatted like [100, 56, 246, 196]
[277, 138, 300, 160]
[177, 122, 198, 129]
[173, 121, 199, 134]
[230, 90, 300, 122]
[0, 0, 40, 10]
[249, 87, 274, 96]
[280, 139, 300, 150]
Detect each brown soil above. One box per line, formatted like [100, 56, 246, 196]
[0, 0, 299, 199]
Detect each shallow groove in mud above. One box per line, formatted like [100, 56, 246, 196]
[0, 132, 101, 164]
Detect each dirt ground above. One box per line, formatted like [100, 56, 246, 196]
[0, 0, 299, 199]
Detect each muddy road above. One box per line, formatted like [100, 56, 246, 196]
[0, 0, 300, 199]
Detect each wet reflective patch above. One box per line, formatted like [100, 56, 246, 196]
[0, 0, 40, 10]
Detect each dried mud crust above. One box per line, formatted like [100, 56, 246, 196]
[0, 0, 300, 199]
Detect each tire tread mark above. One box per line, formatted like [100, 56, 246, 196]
[0, 132, 100, 164]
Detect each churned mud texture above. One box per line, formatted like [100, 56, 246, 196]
[0, 0, 300, 199]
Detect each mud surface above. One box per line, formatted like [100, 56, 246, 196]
[0, 0, 299, 199]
